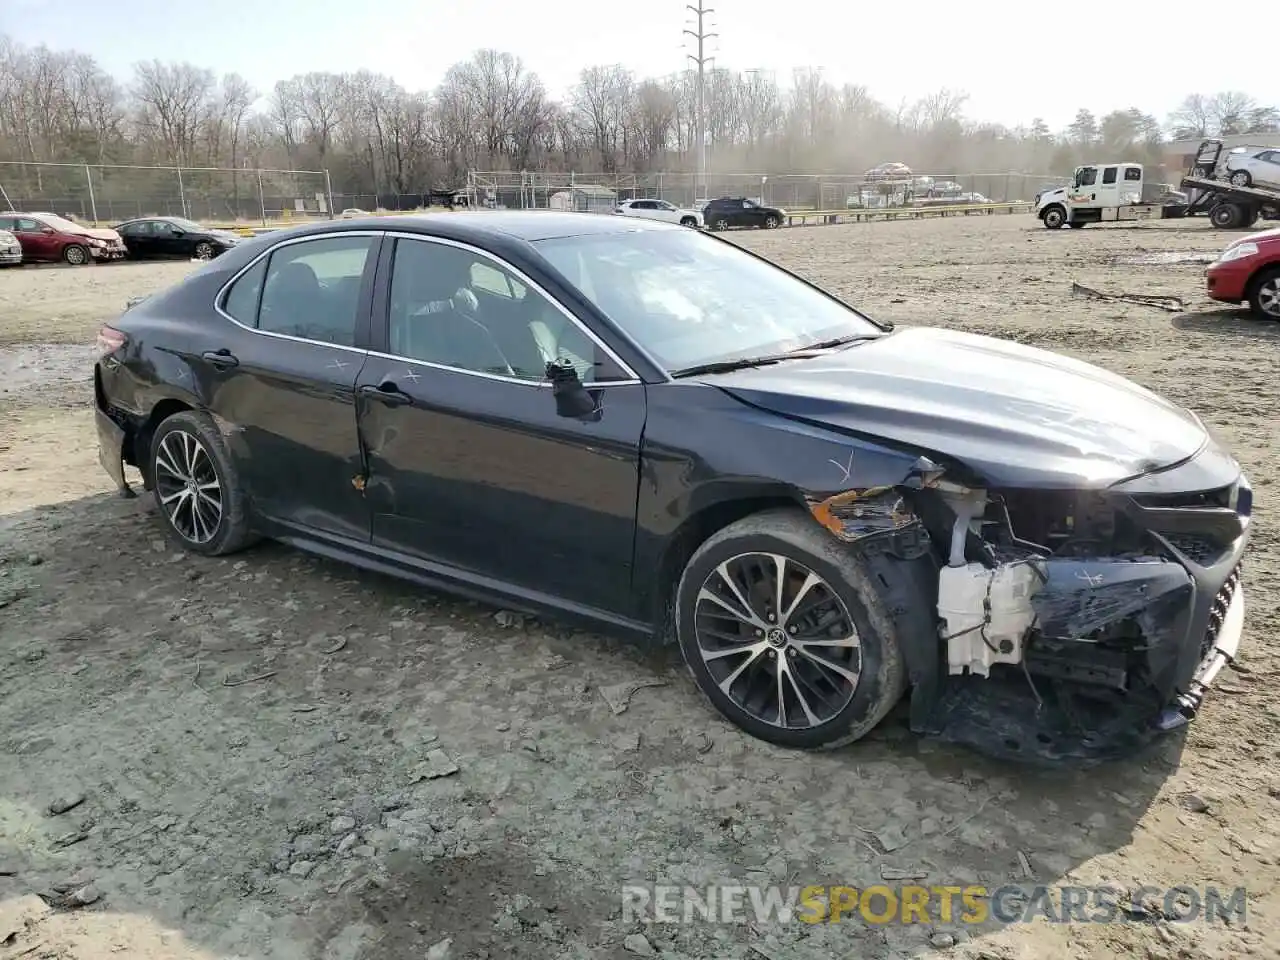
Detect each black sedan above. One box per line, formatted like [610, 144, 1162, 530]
[112, 216, 241, 260]
[92, 212, 1250, 762]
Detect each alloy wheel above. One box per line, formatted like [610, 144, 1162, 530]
[64, 245, 87, 265]
[154, 429, 223, 544]
[693, 552, 860, 729]
[194, 242, 214, 259]
[1258, 277, 1280, 318]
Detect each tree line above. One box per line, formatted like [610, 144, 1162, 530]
[2, 33, 1278, 198]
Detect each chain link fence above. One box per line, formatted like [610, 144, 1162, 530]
[0, 162, 332, 225]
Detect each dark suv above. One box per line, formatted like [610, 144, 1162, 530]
[702, 197, 787, 231]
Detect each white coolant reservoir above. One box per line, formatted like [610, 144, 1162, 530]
[937, 562, 1042, 677]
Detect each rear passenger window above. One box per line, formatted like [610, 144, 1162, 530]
[1124, 167, 1142, 181]
[258, 236, 375, 345]
[1102, 167, 1117, 185]
[222, 258, 266, 324]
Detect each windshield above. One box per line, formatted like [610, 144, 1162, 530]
[533, 228, 881, 372]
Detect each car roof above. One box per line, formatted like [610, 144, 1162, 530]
[249, 210, 684, 243]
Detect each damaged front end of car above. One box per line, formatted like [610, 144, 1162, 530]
[803, 451, 1251, 763]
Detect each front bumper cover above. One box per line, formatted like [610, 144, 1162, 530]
[919, 454, 1251, 763]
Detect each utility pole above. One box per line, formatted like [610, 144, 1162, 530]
[683, 1, 715, 200]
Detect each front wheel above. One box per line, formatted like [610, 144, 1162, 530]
[1229, 170, 1252, 188]
[1249, 267, 1280, 321]
[713, 218, 729, 231]
[675, 509, 906, 749]
[193, 241, 215, 259]
[149, 410, 257, 556]
[764, 215, 780, 229]
[679, 216, 698, 228]
[1041, 205, 1066, 229]
[63, 244, 88, 265]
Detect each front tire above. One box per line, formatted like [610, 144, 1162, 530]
[1248, 266, 1280, 321]
[149, 410, 256, 556]
[713, 218, 729, 231]
[675, 508, 906, 749]
[194, 241, 215, 259]
[1041, 205, 1066, 229]
[1229, 170, 1252, 188]
[680, 216, 698, 228]
[63, 244, 88, 265]
[764, 215, 780, 229]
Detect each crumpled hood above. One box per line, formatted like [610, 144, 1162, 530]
[75, 226, 123, 242]
[709, 326, 1209, 488]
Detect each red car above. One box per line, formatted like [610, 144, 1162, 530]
[1206, 226, 1280, 320]
[0, 212, 126, 265]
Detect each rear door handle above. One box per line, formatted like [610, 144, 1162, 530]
[201, 349, 238, 369]
[359, 382, 414, 407]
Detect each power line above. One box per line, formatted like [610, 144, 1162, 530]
[683, 1, 716, 199]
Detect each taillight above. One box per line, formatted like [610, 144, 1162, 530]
[96, 325, 126, 358]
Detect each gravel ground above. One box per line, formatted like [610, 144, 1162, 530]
[1, 217, 1278, 960]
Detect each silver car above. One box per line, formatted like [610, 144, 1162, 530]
[1225, 146, 1280, 189]
[0, 228, 21, 265]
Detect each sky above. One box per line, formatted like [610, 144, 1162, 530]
[2, 0, 1273, 132]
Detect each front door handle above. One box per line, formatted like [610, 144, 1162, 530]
[201, 349, 238, 369]
[358, 382, 414, 407]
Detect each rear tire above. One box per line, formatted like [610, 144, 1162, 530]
[714, 218, 729, 231]
[675, 508, 906, 749]
[62, 244, 88, 265]
[149, 409, 257, 556]
[1248, 266, 1280, 321]
[1210, 203, 1243, 229]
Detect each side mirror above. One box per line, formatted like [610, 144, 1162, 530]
[171, 229, 185, 236]
[41, 226, 56, 234]
[545, 357, 600, 420]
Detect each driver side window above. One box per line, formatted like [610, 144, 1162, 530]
[386, 238, 629, 383]
[1077, 168, 1098, 187]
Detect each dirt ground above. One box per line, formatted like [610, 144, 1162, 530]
[2, 216, 1278, 960]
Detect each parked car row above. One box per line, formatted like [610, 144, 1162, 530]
[613, 196, 790, 231]
[0, 212, 242, 266]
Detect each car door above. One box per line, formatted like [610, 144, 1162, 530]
[204, 231, 382, 541]
[1254, 151, 1280, 188]
[120, 221, 155, 258]
[13, 217, 58, 261]
[149, 221, 186, 257]
[355, 232, 647, 614]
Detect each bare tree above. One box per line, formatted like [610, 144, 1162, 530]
[131, 59, 216, 164]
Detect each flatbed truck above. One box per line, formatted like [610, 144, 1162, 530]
[1034, 139, 1280, 230]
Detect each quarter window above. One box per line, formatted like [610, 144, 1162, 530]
[222, 258, 267, 325]
[387, 238, 628, 383]
[1123, 167, 1142, 181]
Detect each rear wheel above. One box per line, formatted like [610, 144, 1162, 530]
[714, 218, 729, 231]
[679, 216, 698, 228]
[62, 244, 88, 265]
[1248, 267, 1280, 321]
[149, 410, 256, 556]
[1210, 203, 1243, 229]
[675, 508, 906, 749]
